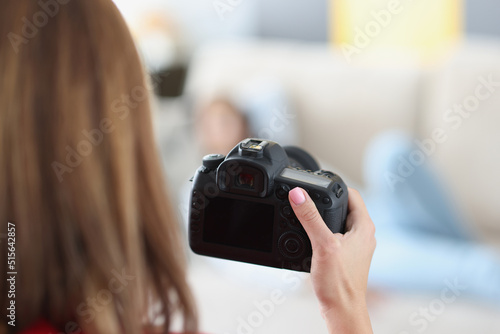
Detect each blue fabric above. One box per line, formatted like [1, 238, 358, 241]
[364, 131, 500, 306]
[227, 85, 500, 305]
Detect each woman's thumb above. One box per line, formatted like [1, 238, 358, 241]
[289, 187, 332, 247]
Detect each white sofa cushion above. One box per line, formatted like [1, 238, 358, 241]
[420, 38, 500, 242]
[186, 40, 421, 185]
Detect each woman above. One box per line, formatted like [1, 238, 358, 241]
[0, 1, 376, 334]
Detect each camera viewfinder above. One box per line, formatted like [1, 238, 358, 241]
[237, 173, 255, 189]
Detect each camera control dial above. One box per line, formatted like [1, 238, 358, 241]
[278, 231, 308, 259]
[202, 154, 225, 170]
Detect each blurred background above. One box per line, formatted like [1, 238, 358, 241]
[111, 0, 500, 333]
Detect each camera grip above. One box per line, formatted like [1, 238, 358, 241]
[321, 203, 347, 234]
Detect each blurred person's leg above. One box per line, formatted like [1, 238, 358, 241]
[363, 130, 471, 240]
[364, 131, 500, 304]
[368, 225, 500, 305]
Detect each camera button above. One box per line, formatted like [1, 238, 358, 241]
[190, 223, 200, 233]
[202, 154, 225, 170]
[191, 211, 201, 221]
[289, 217, 300, 227]
[320, 170, 336, 178]
[322, 197, 331, 205]
[311, 192, 321, 201]
[278, 231, 307, 259]
[276, 184, 290, 200]
[285, 239, 300, 254]
[333, 183, 344, 198]
[281, 205, 293, 218]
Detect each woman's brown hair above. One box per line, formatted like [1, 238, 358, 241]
[0, 1, 197, 333]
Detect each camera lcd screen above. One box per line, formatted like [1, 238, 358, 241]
[281, 168, 331, 188]
[203, 197, 274, 252]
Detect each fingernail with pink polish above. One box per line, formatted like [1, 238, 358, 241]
[289, 187, 306, 205]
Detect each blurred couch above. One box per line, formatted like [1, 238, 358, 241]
[183, 38, 500, 333]
[186, 38, 500, 245]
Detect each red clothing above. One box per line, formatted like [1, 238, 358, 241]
[19, 320, 61, 334]
[19, 319, 204, 334]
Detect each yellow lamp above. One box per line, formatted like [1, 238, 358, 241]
[332, 0, 463, 63]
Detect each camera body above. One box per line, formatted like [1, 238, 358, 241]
[189, 139, 348, 272]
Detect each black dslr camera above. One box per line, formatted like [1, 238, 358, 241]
[189, 138, 348, 272]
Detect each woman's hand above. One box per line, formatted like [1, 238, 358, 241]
[289, 187, 376, 334]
